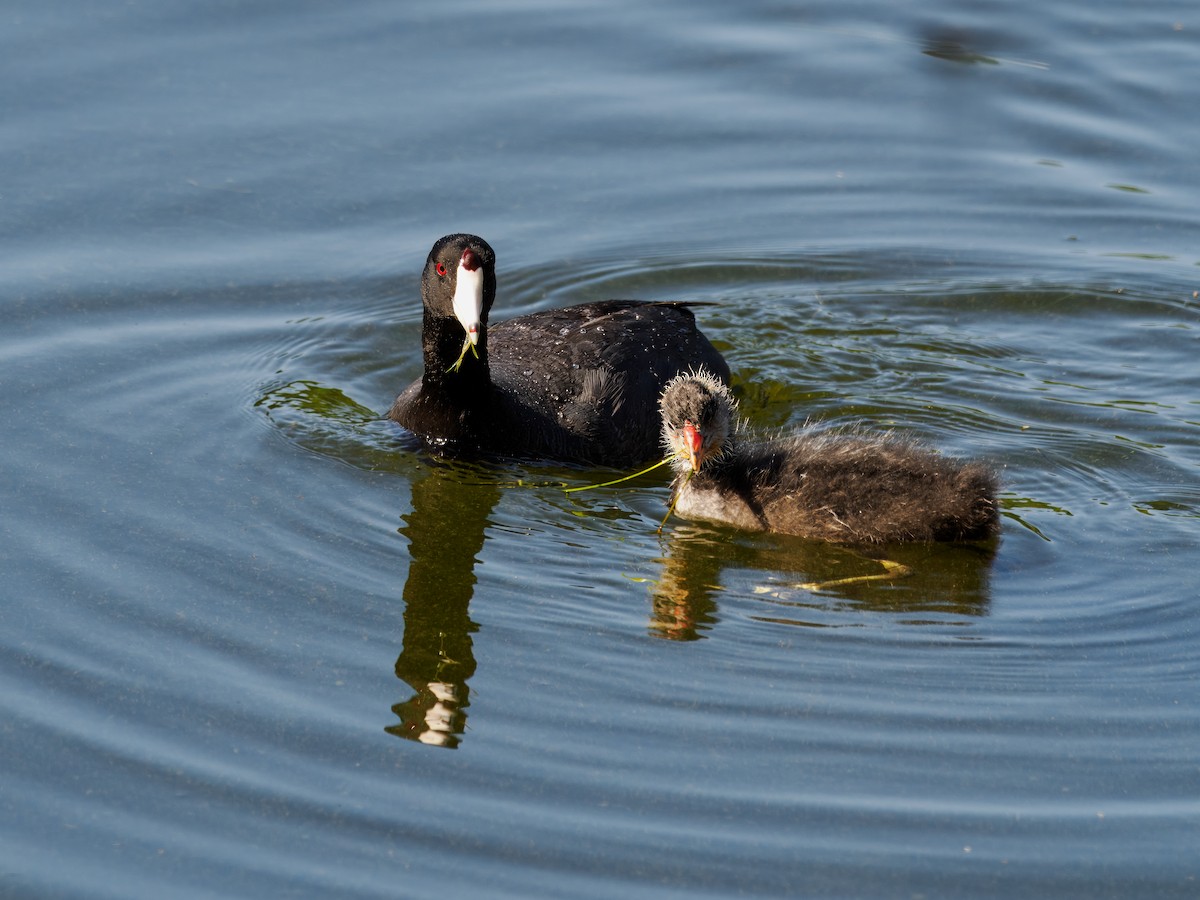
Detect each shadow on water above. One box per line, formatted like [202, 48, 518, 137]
[255, 376, 488, 748]
[645, 525, 996, 641]
[387, 452, 1001, 740]
[387, 463, 500, 749]
[257, 371, 1009, 741]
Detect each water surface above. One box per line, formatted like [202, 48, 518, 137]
[3, 0, 1198, 897]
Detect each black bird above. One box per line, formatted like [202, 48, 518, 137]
[390, 234, 730, 465]
[658, 370, 1000, 543]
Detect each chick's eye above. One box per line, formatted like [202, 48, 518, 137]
[435, 262, 448, 277]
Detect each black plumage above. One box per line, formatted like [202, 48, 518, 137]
[389, 234, 730, 465]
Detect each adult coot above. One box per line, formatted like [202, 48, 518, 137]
[658, 370, 1000, 543]
[389, 234, 730, 465]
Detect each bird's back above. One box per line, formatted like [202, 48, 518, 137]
[486, 300, 729, 465]
[688, 430, 999, 543]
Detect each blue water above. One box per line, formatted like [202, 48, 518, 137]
[3, 0, 1198, 897]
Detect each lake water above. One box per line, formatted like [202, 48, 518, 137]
[3, 0, 1198, 897]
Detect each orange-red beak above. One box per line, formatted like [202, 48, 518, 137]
[682, 420, 703, 472]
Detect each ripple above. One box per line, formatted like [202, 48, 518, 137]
[9, 242, 1198, 899]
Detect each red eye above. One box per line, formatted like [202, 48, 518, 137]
[435, 262, 448, 277]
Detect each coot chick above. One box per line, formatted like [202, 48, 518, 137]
[658, 370, 1000, 543]
[389, 234, 730, 466]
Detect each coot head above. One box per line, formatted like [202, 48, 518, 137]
[421, 234, 499, 372]
[660, 369, 737, 473]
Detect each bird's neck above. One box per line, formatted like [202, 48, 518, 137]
[420, 312, 491, 397]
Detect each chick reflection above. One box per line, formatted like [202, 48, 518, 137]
[649, 524, 995, 638]
[387, 462, 500, 748]
[647, 527, 726, 640]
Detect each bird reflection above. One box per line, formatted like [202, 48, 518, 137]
[647, 523, 996, 639]
[387, 462, 499, 749]
[388, 461, 999, 743]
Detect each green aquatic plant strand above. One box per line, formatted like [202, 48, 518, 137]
[563, 457, 672, 493]
[657, 469, 693, 533]
[795, 558, 913, 591]
[446, 336, 479, 374]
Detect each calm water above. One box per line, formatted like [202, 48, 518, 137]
[3, 0, 1199, 897]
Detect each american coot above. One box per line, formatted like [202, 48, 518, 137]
[658, 370, 1000, 543]
[389, 234, 730, 466]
